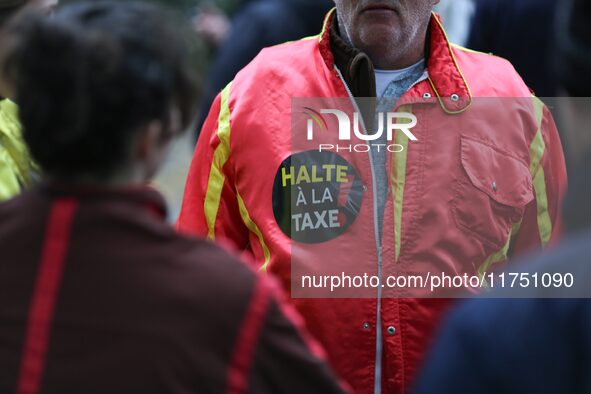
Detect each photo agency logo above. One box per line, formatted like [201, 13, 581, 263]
[304, 107, 418, 153]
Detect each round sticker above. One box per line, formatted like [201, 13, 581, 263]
[273, 150, 365, 244]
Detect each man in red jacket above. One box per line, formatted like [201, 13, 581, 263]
[0, 2, 346, 393]
[179, 1, 567, 392]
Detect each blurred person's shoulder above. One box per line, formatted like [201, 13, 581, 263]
[439, 229, 591, 373]
[0, 187, 48, 233]
[173, 233, 258, 284]
[159, 228, 262, 301]
[446, 228, 591, 333]
[450, 43, 533, 97]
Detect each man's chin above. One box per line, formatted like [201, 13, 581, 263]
[357, 29, 401, 52]
[356, 17, 401, 42]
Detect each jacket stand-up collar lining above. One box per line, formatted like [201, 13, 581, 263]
[318, 8, 472, 114]
[329, 11, 376, 98]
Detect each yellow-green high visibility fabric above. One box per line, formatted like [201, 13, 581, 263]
[0, 99, 36, 200]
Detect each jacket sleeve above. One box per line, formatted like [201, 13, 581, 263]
[244, 278, 349, 394]
[509, 100, 567, 257]
[177, 84, 251, 253]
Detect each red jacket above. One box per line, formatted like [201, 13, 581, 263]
[179, 10, 567, 394]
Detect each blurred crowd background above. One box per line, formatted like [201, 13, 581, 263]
[106, 0, 561, 220]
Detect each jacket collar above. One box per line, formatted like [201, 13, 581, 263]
[39, 181, 168, 221]
[328, 11, 376, 99]
[318, 8, 472, 114]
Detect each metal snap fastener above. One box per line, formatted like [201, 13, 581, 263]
[492, 181, 498, 192]
[423, 92, 432, 99]
[451, 94, 460, 102]
[387, 326, 396, 336]
[363, 322, 371, 330]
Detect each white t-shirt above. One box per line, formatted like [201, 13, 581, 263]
[374, 59, 426, 97]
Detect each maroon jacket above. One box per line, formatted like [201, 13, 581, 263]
[0, 183, 345, 394]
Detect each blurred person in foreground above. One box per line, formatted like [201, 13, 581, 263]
[178, 0, 567, 392]
[0, 0, 57, 201]
[414, 0, 591, 392]
[0, 2, 346, 393]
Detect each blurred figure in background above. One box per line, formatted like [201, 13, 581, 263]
[193, 3, 232, 48]
[433, 0, 474, 46]
[0, 0, 57, 201]
[0, 2, 346, 393]
[414, 0, 591, 392]
[194, 0, 333, 137]
[467, 0, 559, 97]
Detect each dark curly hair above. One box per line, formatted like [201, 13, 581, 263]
[2, 1, 200, 179]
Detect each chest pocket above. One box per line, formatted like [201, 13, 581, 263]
[452, 136, 534, 249]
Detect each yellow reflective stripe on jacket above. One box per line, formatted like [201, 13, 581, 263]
[530, 97, 552, 247]
[477, 221, 522, 286]
[204, 83, 233, 240]
[236, 190, 271, 272]
[202, 84, 272, 269]
[391, 106, 412, 261]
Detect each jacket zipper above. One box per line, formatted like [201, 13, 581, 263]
[334, 66, 383, 394]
